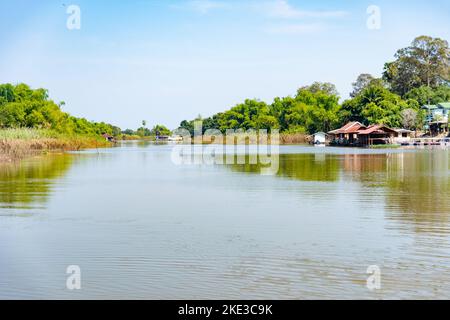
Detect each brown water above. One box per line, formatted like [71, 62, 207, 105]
[0, 142, 449, 299]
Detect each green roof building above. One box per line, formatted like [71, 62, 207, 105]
[437, 103, 450, 110]
[421, 104, 438, 110]
[422, 102, 450, 136]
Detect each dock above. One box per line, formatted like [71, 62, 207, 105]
[401, 138, 450, 147]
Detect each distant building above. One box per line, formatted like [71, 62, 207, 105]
[357, 125, 398, 146]
[328, 121, 366, 145]
[102, 133, 115, 142]
[155, 135, 169, 141]
[328, 122, 398, 146]
[393, 128, 415, 144]
[421, 103, 450, 136]
[168, 135, 183, 142]
[311, 132, 327, 145]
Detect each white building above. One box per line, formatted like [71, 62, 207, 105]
[312, 132, 327, 145]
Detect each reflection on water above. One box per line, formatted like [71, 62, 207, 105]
[230, 153, 340, 182]
[0, 154, 73, 212]
[384, 152, 450, 233]
[0, 144, 450, 299]
[231, 150, 450, 217]
[338, 152, 450, 231]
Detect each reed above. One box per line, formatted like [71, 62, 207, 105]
[183, 133, 307, 145]
[280, 133, 307, 144]
[0, 129, 111, 162]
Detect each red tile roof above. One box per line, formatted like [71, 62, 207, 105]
[328, 122, 366, 134]
[358, 125, 397, 135]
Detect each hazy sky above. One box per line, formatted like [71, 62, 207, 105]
[1, 0, 449, 129]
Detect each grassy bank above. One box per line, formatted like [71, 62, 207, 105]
[120, 134, 143, 141]
[178, 132, 308, 145]
[0, 128, 111, 162]
[280, 133, 307, 144]
[369, 144, 401, 149]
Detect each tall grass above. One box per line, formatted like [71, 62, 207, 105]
[0, 128, 61, 140]
[280, 133, 307, 144]
[0, 128, 111, 162]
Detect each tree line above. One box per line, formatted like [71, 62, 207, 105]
[0, 83, 121, 136]
[122, 122, 172, 138]
[178, 35, 450, 135]
[0, 83, 173, 139]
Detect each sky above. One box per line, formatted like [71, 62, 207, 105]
[0, 0, 449, 130]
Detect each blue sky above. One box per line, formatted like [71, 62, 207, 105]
[1, 0, 449, 129]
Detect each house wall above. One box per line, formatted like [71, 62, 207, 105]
[393, 135, 411, 144]
[432, 109, 446, 121]
[426, 106, 449, 122]
[313, 134, 326, 144]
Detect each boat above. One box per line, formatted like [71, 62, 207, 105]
[168, 135, 183, 142]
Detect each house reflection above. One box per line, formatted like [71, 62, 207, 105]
[384, 151, 450, 233]
[341, 151, 450, 232]
[230, 150, 450, 233]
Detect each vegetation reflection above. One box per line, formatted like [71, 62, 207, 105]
[229, 153, 340, 182]
[0, 154, 73, 210]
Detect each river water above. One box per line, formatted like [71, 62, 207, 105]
[0, 142, 449, 299]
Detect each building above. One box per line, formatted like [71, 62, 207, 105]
[102, 133, 115, 142]
[328, 122, 398, 147]
[393, 128, 415, 145]
[357, 125, 398, 146]
[168, 135, 183, 142]
[310, 132, 327, 145]
[421, 103, 450, 136]
[155, 135, 169, 141]
[328, 121, 367, 145]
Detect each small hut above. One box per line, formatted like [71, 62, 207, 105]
[311, 132, 327, 145]
[393, 129, 415, 144]
[102, 133, 115, 142]
[155, 135, 169, 141]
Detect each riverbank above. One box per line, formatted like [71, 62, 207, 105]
[0, 129, 111, 162]
[117, 133, 307, 144]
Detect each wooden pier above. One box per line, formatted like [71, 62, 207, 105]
[401, 138, 450, 147]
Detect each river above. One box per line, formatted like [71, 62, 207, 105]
[0, 142, 449, 299]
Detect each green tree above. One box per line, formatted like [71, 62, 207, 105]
[341, 82, 411, 127]
[270, 96, 296, 132]
[383, 36, 450, 96]
[293, 83, 341, 133]
[350, 74, 385, 98]
[0, 83, 121, 136]
[136, 127, 151, 137]
[151, 124, 171, 136]
[302, 82, 339, 96]
[0, 102, 26, 127]
[218, 99, 274, 131]
[405, 85, 450, 105]
[122, 129, 135, 135]
[179, 120, 194, 135]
